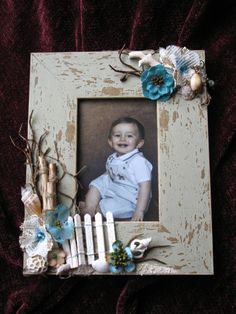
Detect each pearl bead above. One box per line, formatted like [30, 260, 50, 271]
[37, 231, 45, 241]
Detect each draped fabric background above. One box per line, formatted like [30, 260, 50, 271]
[0, 1, 235, 313]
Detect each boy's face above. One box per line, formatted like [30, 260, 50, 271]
[108, 123, 144, 155]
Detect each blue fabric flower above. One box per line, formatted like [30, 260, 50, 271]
[45, 204, 74, 244]
[108, 240, 135, 273]
[141, 64, 175, 101]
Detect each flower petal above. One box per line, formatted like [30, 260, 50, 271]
[165, 75, 174, 87]
[146, 91, 161, 101]
[125, 261, 135, 272]
[145, 82, 154, 91]
[141, 69, 150, 82]
[155, 64, 166, 76]
[112, 240, 123, 251]
[158, 85, 169, 95]
[61, 220, 74, 239]
[56, 203, 69, 222]
[159, 93, 172, 102]
[147, 84, 159, 93]
[125, 247, 133, 259]
[148, 65, 160, 75]
[109, 264, 123, 273]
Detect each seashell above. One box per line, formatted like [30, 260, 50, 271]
[48, 248, 66, 268]
[181, 84, 196, 100]
[160, 45, 200, 71]
[56, 263, 71, 275]
[21, 187, 42, 216]
[92, 259, 110, 273]
[138, 53, 160, 67]
[26, 255, 47, 273]
[181, 68, 195, 80]
[129, 51, 160, 68]
[129, 51, 146, 60]
[130, 238, 152, 259]
[159, 48, 176, 68]
[190, 73, 202, 91]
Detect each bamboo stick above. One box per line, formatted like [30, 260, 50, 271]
[46, 163, 57, 210]
[38, 155, 48, 211]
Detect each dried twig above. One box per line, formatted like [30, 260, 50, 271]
[118, 44, 141, 74]
[9, 134, 38, 194]
[136, 258, 167, 265]
[11, 110, 85, 212]
[109, 44, 142, 81]
[28, 110, 37, 156]
[109, 65, 140, 77]
[18, 123, 37, 189]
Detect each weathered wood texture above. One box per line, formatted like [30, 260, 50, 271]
[25, 51, 213, 275]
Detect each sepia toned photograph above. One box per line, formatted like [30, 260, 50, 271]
[77, 99, 158, 221]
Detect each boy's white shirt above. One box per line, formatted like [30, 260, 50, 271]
[107, 148, 153, 184]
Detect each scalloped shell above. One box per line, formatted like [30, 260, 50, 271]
[160, 45, 200, 70]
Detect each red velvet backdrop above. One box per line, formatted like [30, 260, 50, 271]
[0, 1, 235, 313]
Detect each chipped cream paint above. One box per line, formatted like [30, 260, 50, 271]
[159, 109, 169, 131]
[160, 143, 169, 157]
[102, 86, 123, 96]
[86, 80, 96, 85]
[201, 168, 205, 179]
[158, 225, 170, 233]
[25, 50, 213, 276]
[56, 129, 62, 142]
[103, 78, 115, 84]
[172, 111, 179, 123]
[65, 122, 75, 144]
[34, 76, 38, 87]
[167, 237, 178, 244]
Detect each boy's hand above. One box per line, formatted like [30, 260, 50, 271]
[131, 210, 144, 221]
[131, 181, 151, 221]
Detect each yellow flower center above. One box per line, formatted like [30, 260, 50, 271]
[55, 220, 62, 228]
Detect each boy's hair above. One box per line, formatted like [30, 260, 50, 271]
[108, 117, 145, 139]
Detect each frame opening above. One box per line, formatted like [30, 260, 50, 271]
[77, 98, 158, 221]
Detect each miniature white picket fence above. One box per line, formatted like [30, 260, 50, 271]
[62, 212, 116, 268]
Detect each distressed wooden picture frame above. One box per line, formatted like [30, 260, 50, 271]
[25, 50, 213, 275]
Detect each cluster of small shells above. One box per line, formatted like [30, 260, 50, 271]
[48, 248, 66, 268]
[129, 46, 206, 101]
[180, 67, 205, 100]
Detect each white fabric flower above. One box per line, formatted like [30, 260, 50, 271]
[19, 215, 53, 257]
